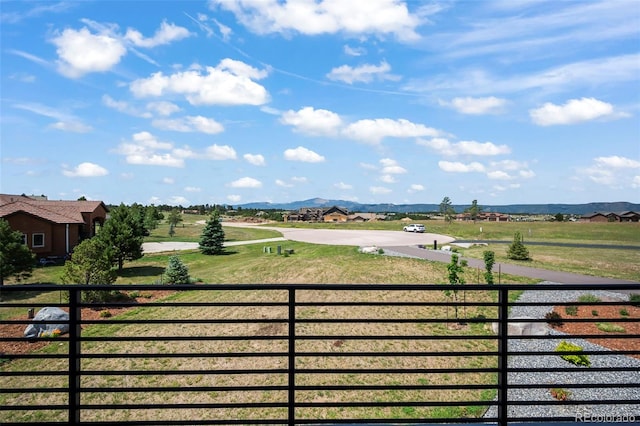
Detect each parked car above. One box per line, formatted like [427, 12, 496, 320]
[403, 223, 425, 233]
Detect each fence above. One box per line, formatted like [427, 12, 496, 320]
[1, 283, 639, 425]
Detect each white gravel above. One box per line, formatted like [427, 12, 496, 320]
[483, 286, 640, 421]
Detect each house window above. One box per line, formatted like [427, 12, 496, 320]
[32, 233, 45, 247]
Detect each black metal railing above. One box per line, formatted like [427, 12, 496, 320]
[1, 283, 639, 425]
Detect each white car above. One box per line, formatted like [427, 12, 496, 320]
[403, 223, 425, 233]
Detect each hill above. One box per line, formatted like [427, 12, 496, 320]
[238, 198, 640, 215]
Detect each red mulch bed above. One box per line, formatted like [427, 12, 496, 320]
[551, 300, 640, 359]
[0, 290, 174, 357]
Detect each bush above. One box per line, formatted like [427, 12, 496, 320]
[620, 308, 629, 317]
[99, 310, 112, 318]
[564, 305, 578, 316]
[596, 322, 625, 333]
[545, 311, 564, 327]
[550, 388, 571, 401]
[555, 341, 591, 367]
[591, 310, 599, 316]
[629, 294, 640, 307]
[578, 294, 601, 303]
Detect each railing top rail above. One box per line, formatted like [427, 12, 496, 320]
[2, 282, 639, 292]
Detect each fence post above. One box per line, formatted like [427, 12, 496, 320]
[288, 287, 296, 426]
[497, 287, 509, 426]
[68, 287, 82, 424]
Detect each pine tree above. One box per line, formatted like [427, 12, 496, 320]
[199, 211, 225, 255]
[98, 204, 144, 270]
[0, 219, 35, 285]
[507, 232, 531, 260]
[164, 256, 191, 284]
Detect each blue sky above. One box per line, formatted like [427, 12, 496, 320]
[1, 0, 639, 207]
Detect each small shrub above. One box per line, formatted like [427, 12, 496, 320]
[564, 305, 578, 316]
[578, 294, 601, 303]
[596, 323, 625, 333]
[545, 311, 564, 327]
[128, 291, 141, 299]
[377, 248, 385, 254]
[629, 294, 640, 307]
[591, 310, 599, 316]
[555, 341, 591, 367]
[620, 308, 629, 317]
[550, 388, 571, 401]
[164, 255, 191, 284]
[99, 310, 112, 318]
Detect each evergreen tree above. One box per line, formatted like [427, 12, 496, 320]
[465, 199, 482, 222]
[164, 255, 191, 284]
[98, 203, 144, 270]
[507, 232, 531, 261]
[0, 219, 35, 285]
[199, 211, 225, 255]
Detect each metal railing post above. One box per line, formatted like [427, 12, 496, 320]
[68, 287, 82, 424]
[497, 286, 509, 426]
[288, 287, 296, 426]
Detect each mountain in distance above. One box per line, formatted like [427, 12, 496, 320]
[237, 198, 640, 215]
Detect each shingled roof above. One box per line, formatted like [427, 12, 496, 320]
[0, 194, 106, 224]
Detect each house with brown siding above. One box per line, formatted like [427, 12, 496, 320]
[0, 194, 108, 259]
[580, 211, 640, 222]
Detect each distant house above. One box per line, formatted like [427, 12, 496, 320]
[0, 194, 108, 258]
[456, 212, 510, 222]
[348, 212, 386, 222]
[322, 206, 349, 223]
[580, 211, 640, 222]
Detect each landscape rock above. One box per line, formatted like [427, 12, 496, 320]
[24, 307, 70, 338]
[491, 316, 550, 336]
[359, 246, 379, 254]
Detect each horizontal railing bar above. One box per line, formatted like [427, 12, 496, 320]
[79, 402, 288, 409]
[0, 421, 288, 426]
[2, 282, 638, 291]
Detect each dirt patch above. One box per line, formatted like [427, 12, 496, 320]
[551, 300, 640, 359]
[0, 290, 174, 357]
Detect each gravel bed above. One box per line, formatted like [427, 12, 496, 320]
[483, 285, 640, 421]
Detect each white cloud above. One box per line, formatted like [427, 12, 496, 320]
[326, 61, 399, 84]
[229, 177, 262, 188]
[124, 20, 192, 47]
[380, 175, 397, 183]
[276, 179, 293, 188]
[227, 194, 242, 203]
[291, 176, 308, 183]
[146, 101, 181, 116]
[519, 170, 536, 178]
[444, 96, 506, 115]
[130, 60, 270, 106]
[163, 177, 175, 184]
[418, 138, 510, 156]
[334, 182, 353, 190]
[152, 116, 224, 134]
[280, 106, 343, 136]
[530, 97, 620, 126]
[370, 186, 392, 194]
[594, 155, 640, 169]
[576, 155, 640, 187]
[50, 121, 93, 133]
[103, 95, 150, 118]
[343, 118, 440, 144]
[184, 186, 201, 192]
[51, 27, 126, 78]
[210, 0, 423, 41]
[204, 144, 237, 160]
[438, 161, 486, 173]
[632, 176, 640, 189]
[487, 170, 512, 180]
[244, 153, 266, 166]
[62, 162, 108, 177]
[115, 132, 184, 167]
[344, 44, 366, 56]
[408, 184, 424, 193]
[380, 158, 407, 175]
[168, 196, 189, 205]
[284, 146, 325, 163]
